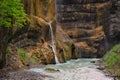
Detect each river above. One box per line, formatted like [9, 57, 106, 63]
[28, 58, 113, 80]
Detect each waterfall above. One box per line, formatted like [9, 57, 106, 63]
[48, 21, 60, 64]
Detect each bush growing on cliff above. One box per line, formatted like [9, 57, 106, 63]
[18, 49, 28, 64]
[103, 44, 120, 68]
[103, 44, 120, 77]
[0, 0, 27, 27]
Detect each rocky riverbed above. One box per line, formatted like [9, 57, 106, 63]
[0, 58, 114, 80]
[29, 58, 114, 80]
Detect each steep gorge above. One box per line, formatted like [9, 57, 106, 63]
[0, 0, 120, 70]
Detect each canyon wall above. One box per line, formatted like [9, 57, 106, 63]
[1, 0, 73, 70]
[56, 0, 112, 58]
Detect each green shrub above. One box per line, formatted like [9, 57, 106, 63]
[5, 48, 9, 59]
[103, 44, 120, 68]
[18, 49, 28, 64]
[0, 0, 27, 28]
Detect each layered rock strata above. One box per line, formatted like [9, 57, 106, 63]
[56, 0, 112, 58]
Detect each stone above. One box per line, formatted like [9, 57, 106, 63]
[45, 68, 60, 72]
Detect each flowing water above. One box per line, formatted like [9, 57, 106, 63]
[29, 59, 113, 80]
[48, 22, 59, 64]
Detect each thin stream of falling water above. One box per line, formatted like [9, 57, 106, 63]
[48, 21, 59, 64]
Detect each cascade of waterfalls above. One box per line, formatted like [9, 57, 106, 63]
[48, 21, 60, 64]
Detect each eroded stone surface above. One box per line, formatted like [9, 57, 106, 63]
[56, 0, 112, 57]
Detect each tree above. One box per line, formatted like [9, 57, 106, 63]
[0, 0, 27, 28]
[0, 0, 27, 68]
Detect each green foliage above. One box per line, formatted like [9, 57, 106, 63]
[18, 49, 28, 64]
[0, 0, 27, 28]
[5, 48, 9, 59]
[103, 44, 120, 68]
[31, 56, 38, 62]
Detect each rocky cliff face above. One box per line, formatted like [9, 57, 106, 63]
[103, 0, 120, 48]
[20, 0, 74, 64]
[0, 0, 57, 70]
[0, 0, 120, 70]
[56, 0, 112, 58]
[1, 0, 73, 70]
